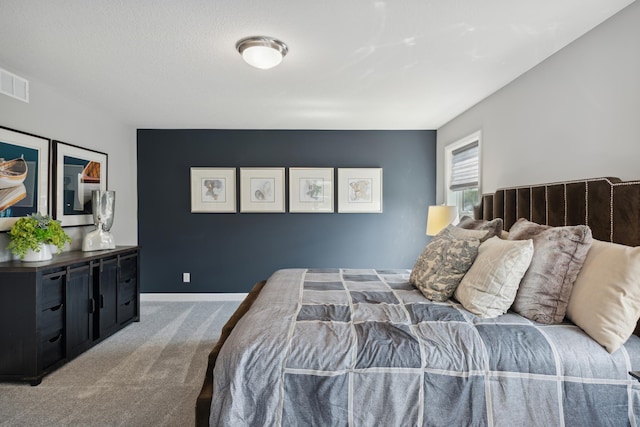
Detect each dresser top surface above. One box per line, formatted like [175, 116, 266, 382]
[0, 246, 139, 272]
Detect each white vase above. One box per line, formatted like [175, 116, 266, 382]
[22, 243, 53, 262]
[83, 190, 116, 252]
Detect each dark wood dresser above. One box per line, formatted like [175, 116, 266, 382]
[0, 246, 140, 385]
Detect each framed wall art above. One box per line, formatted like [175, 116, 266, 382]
[53, 140, 107, 226]
[337, 168, 383, 213]
[190, 167, 236, 213]
[289, 167, 334, 213]
[240, 168, 285, 213]
[0, 126, 50, 231]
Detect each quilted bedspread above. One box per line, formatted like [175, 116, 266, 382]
[210, 268, 640, 426]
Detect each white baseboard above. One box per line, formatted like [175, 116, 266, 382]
[140, 293, 248, 302]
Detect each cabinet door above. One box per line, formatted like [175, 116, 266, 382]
[0, 271, 38, 378]
[66, 264, 93, 358]
[98, 258, 118, 337]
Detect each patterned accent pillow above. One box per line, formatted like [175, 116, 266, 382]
[455, 236, 534, 318]
[507, 218, 593, 324]
[410, 225, 488, 302]
[457, 216, 504, 239]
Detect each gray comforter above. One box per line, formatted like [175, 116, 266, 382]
[210, 268, 640, 426]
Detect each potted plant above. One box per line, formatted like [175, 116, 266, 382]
[7, 213, 72, 261]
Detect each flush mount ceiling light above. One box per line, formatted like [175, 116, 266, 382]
[236, 36, 288, 70]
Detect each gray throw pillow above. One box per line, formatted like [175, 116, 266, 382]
[507, 218, 593, 324]
[410, 225, 489, 302]
[457, 216, 504, 239]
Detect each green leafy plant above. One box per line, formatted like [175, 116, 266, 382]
[7, 213, 72, 259]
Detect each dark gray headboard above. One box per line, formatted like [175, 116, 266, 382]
[478, 177, 640, 246]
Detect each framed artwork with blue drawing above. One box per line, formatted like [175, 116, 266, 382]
[0, 126, 50, 232]
[53, 140, 107, 226]
[190, 167, 236, 213]
[240, 168, 285, 213]
[337, 168, 383, 213]
[289, 167, 334, 213]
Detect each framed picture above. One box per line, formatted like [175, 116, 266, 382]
[337, 168, 383, 213]
[289, 168, 334, 213]
[0, 127, 50, 231]
[190, 167, 236, 213]
[240, 168, 285, 213]
[53, 141, 107, 226]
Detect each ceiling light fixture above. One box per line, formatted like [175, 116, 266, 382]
[236, 36, 288, 70]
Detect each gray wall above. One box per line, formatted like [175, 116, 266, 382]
[137, 129, 435, 293]
[436, 1, 640, 201]
[0, 69, 137, 262]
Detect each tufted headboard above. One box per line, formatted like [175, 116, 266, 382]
[478, 177, 640, 246]
[477, 177, 640, 336]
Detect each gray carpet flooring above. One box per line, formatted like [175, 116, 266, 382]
[0, 300, 240, 427]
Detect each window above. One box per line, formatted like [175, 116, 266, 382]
[445, 131, 481, 218]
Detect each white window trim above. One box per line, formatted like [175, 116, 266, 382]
[444, 130, 482, 207]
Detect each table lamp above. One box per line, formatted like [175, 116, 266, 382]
[426, 205, 458, 236]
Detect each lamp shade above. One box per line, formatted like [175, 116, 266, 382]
[426, 205, 458, 236]
[236, 36, 288, 70]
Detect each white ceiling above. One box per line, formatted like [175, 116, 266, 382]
[0, 0, 634, 130]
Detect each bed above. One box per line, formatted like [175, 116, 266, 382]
[196, 177, 640, 426]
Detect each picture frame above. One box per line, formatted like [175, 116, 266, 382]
[337, 168, 383, 213]
[0, 127, 50, 231]
[240, 168, 285, 213]
[190, 167, 236, 213]
[289, 168, 334, 213]
[53, 140, 108, 226]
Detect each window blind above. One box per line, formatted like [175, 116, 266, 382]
[449, 141, 479, 191]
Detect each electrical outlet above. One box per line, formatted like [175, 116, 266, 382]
[182, 272, 190, 283]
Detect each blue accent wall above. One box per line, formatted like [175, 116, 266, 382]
[137, 129, 436, 293]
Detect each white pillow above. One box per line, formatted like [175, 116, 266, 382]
[455, 236, 534, 318]
[566, 240, 640, 353]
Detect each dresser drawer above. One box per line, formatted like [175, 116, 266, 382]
[118, 299, 136, 324]
[119, 255, 137, 281]
[40, 271, 65, 310]
[118, 277, 136, 303]
[40, 330, 64, 369]
[39, 303, 64, 338]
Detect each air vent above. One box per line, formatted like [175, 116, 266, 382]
[0, 68, 29, 103]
